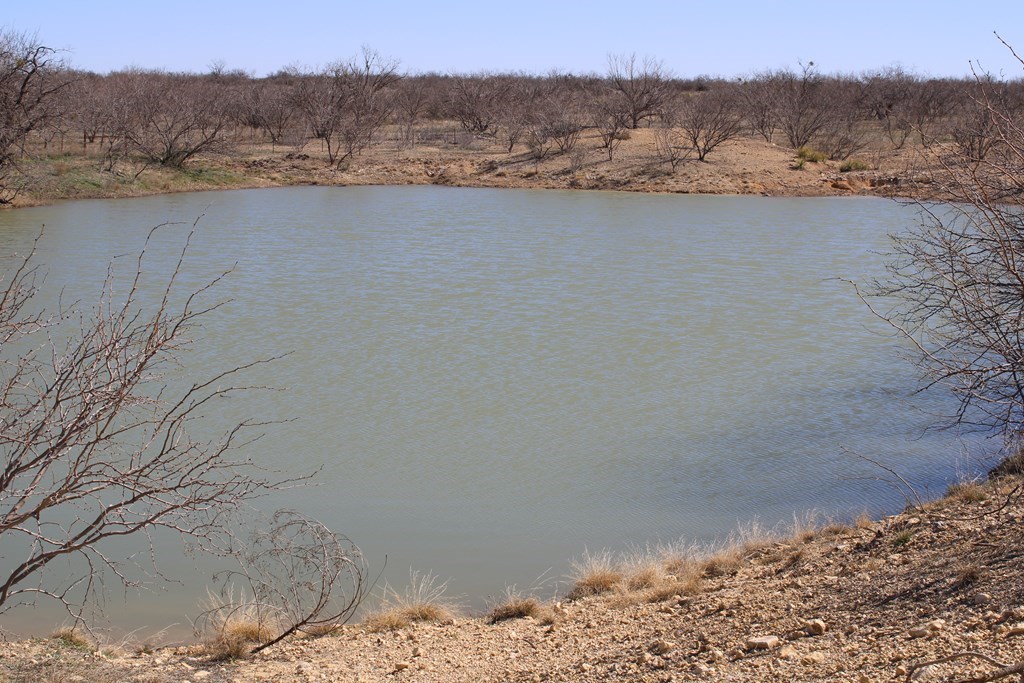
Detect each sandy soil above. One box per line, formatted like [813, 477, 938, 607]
[10, 126, 928, 208]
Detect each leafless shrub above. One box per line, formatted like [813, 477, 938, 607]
[860, 54, 1024, 443]
[654, 126, 692, 172]
[669, 88, 744, 161]
[606, 53, 670, 129]
[0, 222, 288, 625]
[772, 62, 840, 150]
[111, 71, 233, 168]
[197, 509, 368, 654]
[293, 48, 401, 165]
[590, 97, 629, 161]
[0, 31, 71, 202]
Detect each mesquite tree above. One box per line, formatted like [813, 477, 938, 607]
[0, 223, 366, 633]
[0, 32, 70, 202]
[864, 40, 1024, 445]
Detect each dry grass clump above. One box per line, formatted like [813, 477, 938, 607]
[204, 617, 277, 662]
[951, 562, 984, 589]
[362, 571, 458, 632]
[570, 544, 707, 606]
[486, 587, 545, 624]
[989, 448, 1024, 479]
[946, 480, 989, 503]
[197, 591, 277, 662]
[49, 627, 94, 650]
[301, 622, 344, 638]
[567, 550, 625, 599]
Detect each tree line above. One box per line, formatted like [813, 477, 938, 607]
[4, 32, 1024, 201]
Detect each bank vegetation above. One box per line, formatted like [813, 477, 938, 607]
[3, 32, 1023, 204]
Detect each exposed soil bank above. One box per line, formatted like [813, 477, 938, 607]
[6, 129, 923, 209]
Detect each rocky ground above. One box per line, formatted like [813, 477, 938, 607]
[2, 467, 1022, 683]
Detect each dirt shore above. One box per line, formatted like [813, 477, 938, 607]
[2, 465, 1022, 683]
[8, 127, 924, 209]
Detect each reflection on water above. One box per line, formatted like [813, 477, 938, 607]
[0, 186, 986, 636]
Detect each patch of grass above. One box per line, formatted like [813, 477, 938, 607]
[49, 627, 94, 650]
[697, 548, 744, 577]
[989, 448, 1024, 479]
[946, 480, 989, 503]
[839, 159, 870, 172]
[363, 571, 458, 632]
[951, 563, 983, 589]
[197, 590, 277, 661]
[892, 529, 914, 547]
[568, 550, 624, 599]
[301, 622, 344, 638]
[486, 589, 544, 624]
[796, 147, 828, 162]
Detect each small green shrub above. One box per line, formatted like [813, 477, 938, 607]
[839, 159, 870, 172]
[892, 529, 914, 547]
[796, 147, 827, 163]
[49, 627, 93, 650]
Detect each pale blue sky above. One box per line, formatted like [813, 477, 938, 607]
[6, 1, 1024, 78]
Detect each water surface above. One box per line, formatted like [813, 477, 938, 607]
[0, 186, 984, 635]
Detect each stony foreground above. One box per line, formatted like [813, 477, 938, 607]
[2, 471, 1023, 682]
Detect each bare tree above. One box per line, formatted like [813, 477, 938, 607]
[445, 73, 508, 137]
[294, 49, 400, 165]
[113, 71, 232, 168]
[237, 78, 299, 148]
[0, 224, 291, 622]
[738, 73, 779, 143]
[949, 78, 1022, 163]
[393, 76, 432, 148]
[863, 43, 1024, 443]
[606, 53, 670, 129]
[495, 76, 541, 154]
[0, 31, 71, 202]
[670, 88, 744, 161]
[859, 65, 916, 150]
[815, 78, 869, 160]
[589, 95, 629, 161]
[771, 62, 838, 149]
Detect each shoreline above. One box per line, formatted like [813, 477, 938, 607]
[3, 130, 922, 210]
[1, 465, 1020, 682]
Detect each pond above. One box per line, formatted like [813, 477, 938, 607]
[0, 186, 986, 637]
